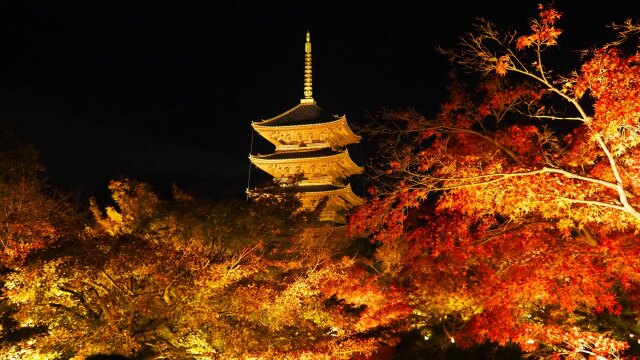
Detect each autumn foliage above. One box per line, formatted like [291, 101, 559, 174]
[352, 3, 640, 359]
[0, 159, 407, 359]
[4, 3, 640, 360]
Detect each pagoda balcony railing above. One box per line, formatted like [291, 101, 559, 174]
[276, 142, 330, 151]
[298, 178, 341, 186]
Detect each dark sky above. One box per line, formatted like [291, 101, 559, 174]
[0, 1, 634, 199]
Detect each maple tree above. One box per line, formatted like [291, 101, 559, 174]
[352, 4, 640, 358]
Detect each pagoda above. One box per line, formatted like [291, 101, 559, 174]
[248, 32, 363, 223]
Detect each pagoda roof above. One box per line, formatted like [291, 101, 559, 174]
[250, 183, 354, 196]
[253, 103, 341, 127]
[247, 183, 363, 219]
[295, 183, 364, 207]
[251, 147, 341, 160]
[296, 184, 344, 193]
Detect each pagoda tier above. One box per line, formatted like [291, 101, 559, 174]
[252, 103, 360, 151]
[248, 184, 363, 223]
[295, 184, 363, 223]
[249, 148, 363, 185]
[248, 32, 362, 224]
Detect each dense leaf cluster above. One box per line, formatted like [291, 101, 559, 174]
[352, 3, 640, 359]
[0, 131, 406, 359]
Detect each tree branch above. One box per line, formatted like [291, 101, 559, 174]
[557, 197, 627, 213]
[424, 167, 620, 193]
[595, 135, 640, 219]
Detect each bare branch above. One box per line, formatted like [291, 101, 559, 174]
[605, 19, 640, 48]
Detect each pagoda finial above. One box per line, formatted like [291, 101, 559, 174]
[301, 31, 314, 104]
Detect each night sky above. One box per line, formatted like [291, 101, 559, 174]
[0, 1, 634, 199]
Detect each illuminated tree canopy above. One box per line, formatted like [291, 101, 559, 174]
[352, 4, 640, 358]
[3, 3, 640, 360]
[1, 174, 407, 359]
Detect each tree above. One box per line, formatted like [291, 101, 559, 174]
[3, 178, 409, 359]
[352, 4, 640, 358]
[0, 123, 81, 359]
[0, 123, 76, 269]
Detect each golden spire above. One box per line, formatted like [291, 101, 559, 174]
[301, 31, 315, 104]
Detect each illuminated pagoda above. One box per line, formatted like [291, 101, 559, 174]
[248, 32, 363, 223]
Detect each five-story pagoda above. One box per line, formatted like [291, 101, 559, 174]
[248, 32, 363, 223]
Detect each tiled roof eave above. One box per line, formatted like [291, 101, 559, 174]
[296, 183, 359, 196]
[252, 116, 347, 129]
[247, 185, 363, 205]
[250, 150, 347, 162]
[256, 103, 307, 124]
